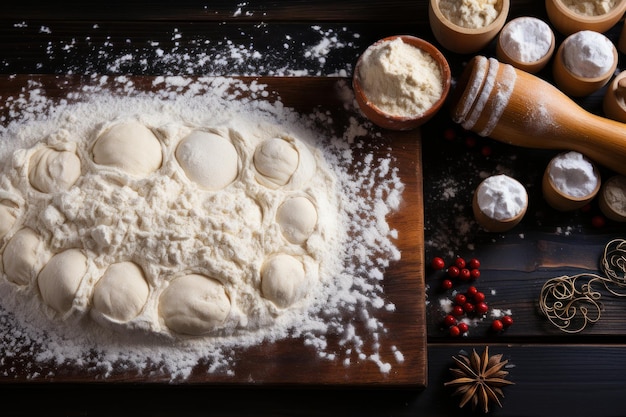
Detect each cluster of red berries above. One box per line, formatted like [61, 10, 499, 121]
[430, 255, 513, 337]
[430, 256, 480, 291]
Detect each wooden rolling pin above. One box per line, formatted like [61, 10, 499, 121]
[449, 56, 626, 176]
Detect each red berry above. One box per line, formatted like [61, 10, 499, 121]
[463, 302, 475, 314]
[491, 319, 504, 332]
[470, 269, 481, 280]
[481, 145, 492, 157]
[468, 258, 480, 269]
[459, 268, 471, 281]
[465, 136, 477, 148]
[431, 256, 445, 270]
[454, 293, 466, 305]
[592, 215, 606, 228]
[502, 315, 514, 327]
[443, 314, 456, 327]
[452, 305, 464, 317]
[447, 266, 460, 278]
[443, 128, 456, 141]
[454, 257, 466, 269]
[466, 286, 478, 297]
[473, 291, 486, 303]
[449, 325, 461, 337]
[475, 301, 488, 314]
[441, 279, 453, 290]
[458, 322, 469, 333]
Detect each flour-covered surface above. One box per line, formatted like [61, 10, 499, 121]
[0, 75, 425, 386]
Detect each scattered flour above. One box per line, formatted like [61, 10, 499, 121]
[0, 76, 404, 381]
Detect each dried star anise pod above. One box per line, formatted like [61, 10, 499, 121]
[444, 346, 514, 413]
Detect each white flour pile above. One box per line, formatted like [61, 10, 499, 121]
[0, 76, 404, 380]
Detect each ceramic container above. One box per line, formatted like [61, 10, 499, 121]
[352, 35, 451, 130]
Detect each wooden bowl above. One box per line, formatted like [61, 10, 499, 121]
[542, 154, 601, 211]
[496, 17, 555, 74]
[599, 175, 626, 222]
[552, 32, 617, 97]
[352, 35, 451, 131]
[472, 175, 528, 232]
[603, 70, 626, 123]
[429, 0, 510, 54]
[546, 0, 626, 36]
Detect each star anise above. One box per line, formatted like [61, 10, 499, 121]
[444, 346, 514, 413]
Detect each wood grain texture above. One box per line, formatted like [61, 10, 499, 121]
[0, 75, 426, 387]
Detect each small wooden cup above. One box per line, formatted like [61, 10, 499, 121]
[542, 155, 601, 211]
[472, 177, 528, 233]
[546, 0, 626, 36]
[599, 175, 626, 222]
[496, 17, 555, 74]
[352, 35, 451, 131]
[429, 0, 510, 54]
[603, 71, 626, 123]
[552, 33, 618, 97]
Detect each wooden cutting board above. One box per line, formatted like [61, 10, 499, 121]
[0, 75, 426, 388]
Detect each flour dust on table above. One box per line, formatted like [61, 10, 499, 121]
[0, 76, 404, 380]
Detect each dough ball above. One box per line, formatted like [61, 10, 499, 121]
[92, 261, 149, 322]
[261, 254, 307, 309]
[0, 201, 18, 240]
[28, 147, 81, 193]
[276, 196, 318, 244]
[37, 249, 87, 314]
[3, 228, 47, 286]
[253, 138, 299, 188]
[93, 120, 163, 176]
[175, 131, 239, 191]
[159, 274, 230, 336]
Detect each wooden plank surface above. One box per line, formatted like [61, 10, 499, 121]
[0, 75, 426, 387]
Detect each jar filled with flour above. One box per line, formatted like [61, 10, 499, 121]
[553, 30, 618, 96]
[496, 16, 555, 73]
[542, 151, 601, 211]
[472, 174, 528, 232]
[599, 175, 626, 221]
[546, 0, 626, 35]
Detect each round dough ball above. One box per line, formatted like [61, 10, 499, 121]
[261, 254, 307, 308]
[93, 120, 163, 176]
[159, 274, 230, 336]
[28, 147, 81, 193]
[175, 131, 239, 191]
[253, 138, 299, 188]
[0, 201, 17, 240]
[92, 261, 149, 322]
[3, 228, 47, 286]
[37, 249, 87, 314]
[276, 196, 318, 244]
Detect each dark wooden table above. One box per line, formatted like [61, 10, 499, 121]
[2, 1, 626, 416]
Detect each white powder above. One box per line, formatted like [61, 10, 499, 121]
[438, 0, 501, 29]
[603, 175, 626, 215]
[561, 0, 618, 16]
[499, 17, 553, 63]
[357, 38, 443, 118]
[548, 151, 599, 197]
[476, 174, 527, 220]
[0, 77, 404, 380]
[562, 30, 615, 78]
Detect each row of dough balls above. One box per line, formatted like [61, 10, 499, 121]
[1, 227, 311, 336]
[27, 120, 314, 194]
